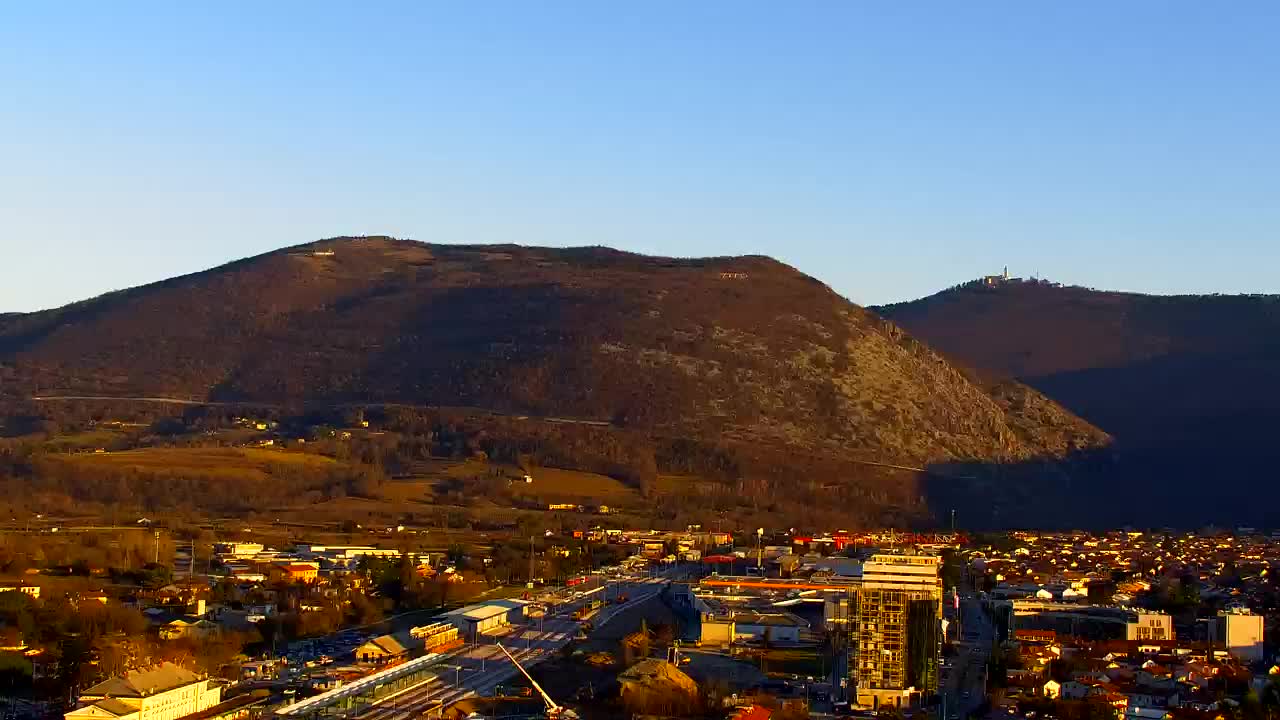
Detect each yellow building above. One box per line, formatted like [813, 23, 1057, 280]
[65, 662, 221, 720]
[272, 562, 320, 584]
[0, 583, 40, 599]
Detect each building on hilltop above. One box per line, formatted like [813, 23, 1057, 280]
[65, 661, 221, 720]
[981, 266, 1015, 286]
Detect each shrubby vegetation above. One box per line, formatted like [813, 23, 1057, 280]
[878, 277, 1280, 528]
[0, 238, 1110, 528]
[0, 397, 938, 527]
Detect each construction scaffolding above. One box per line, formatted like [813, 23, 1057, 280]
[854, 554, 942, 709]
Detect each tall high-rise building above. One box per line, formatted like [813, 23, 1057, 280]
[855, 553, 943, 709]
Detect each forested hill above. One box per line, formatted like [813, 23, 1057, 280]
[877, 279, 1280, 528]
[0, 238, 1110, 528]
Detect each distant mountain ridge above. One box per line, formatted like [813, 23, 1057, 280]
[0, 237, 1109, 528]
[876, 277, 1280, 528]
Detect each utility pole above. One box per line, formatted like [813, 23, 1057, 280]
[528, 535, 535, 586]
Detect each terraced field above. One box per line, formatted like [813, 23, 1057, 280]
[53, 446, 338, 481]
[510, 467, 636, 503]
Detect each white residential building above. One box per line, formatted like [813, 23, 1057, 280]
[1125, 611, 1173, 642]
[1212, 609, 1265, 664]
[0, 583, 40, 599]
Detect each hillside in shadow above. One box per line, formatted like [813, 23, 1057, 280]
[881, 279, 1280, 529]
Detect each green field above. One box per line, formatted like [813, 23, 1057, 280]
[42, 429, 128, 451]
[55, 446, 338, 481]
[378, 478, 436, 504]
[50, 447, 662, 528]
[513, 467, 636, 501]
[412, 458, 640, 504]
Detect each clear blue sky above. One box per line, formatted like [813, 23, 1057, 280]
[2, 2, 1277, 312]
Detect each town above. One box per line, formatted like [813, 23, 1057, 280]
[8, 2, 1278, 719]
[0, 525, 1275, 720]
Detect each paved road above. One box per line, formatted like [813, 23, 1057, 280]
[353, 576, 672, 719]
[31, 394, 242, 405]
[29, 396, 617, 427]
[941, 595, 994, 720]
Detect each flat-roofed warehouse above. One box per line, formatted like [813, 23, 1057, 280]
[441, 599, 529, 637]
